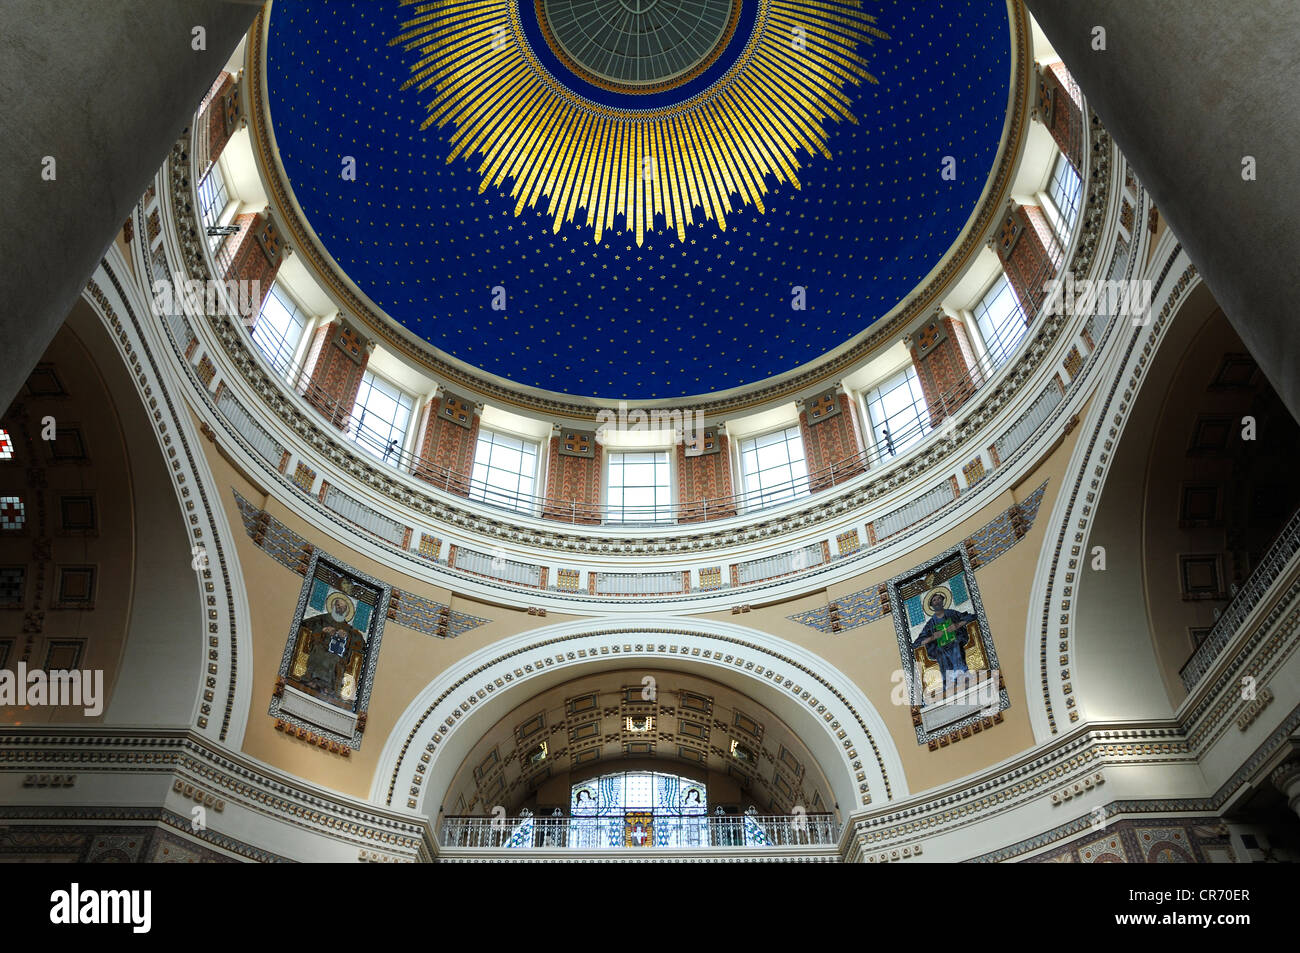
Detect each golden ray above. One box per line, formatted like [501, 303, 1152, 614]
[391, 0, 888, 246]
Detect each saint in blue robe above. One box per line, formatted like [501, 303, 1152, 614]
[911, 607, 978, 688]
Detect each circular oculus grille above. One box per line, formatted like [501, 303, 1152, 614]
[538, 0, 739, 91]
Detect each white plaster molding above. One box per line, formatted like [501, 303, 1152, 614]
[83, 249, 256, 750]
[371, 616, 908, 816]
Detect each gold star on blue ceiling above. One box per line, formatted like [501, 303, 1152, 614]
[266, 0, 1012, 400]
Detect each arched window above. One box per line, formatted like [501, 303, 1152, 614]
[568, 771, 707, 848]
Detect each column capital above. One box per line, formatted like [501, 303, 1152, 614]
[1270, 757, 1300, 794]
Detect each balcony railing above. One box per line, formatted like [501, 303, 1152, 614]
[223, 243, 1068, 527]
[178, 94, 1095, 529]
[1179, 506, 1300, 691]
[440, 812, 840, 850]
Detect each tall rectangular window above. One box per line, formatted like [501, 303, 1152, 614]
[606, 451, 672, 523]
[352, 372, 413, 466]
[738, 426, 808, 510]
[250, 282, 307, 376]
[197, 164, 230, 253]
[1045, 152, 1082, 243]
[972, 274, 1028, 368]
[470, 430, 539, 513]
[864, 366, 930, 458]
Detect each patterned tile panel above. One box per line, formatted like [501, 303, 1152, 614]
[965, 479, 1048, 568]
[788, 480, 1049, 633]
[788, 583, 890, 632]
[196, 355, 217, 388]
[417, 532, 441, 561]
[233, 490, 487, 638]
[291, 462, 316, 493]
[391, 590, 489, 638]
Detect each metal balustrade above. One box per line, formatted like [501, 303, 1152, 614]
[440, 812, 839, 849]
[224, 230, 1067, 527]
[1179, 507, 1300, 691]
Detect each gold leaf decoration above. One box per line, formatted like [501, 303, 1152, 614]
[390, 0, 888, 245]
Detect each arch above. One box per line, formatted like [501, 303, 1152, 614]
[372, 616, 908, 819]
[80, 249, 257, 747]
[1024, 238, 1211, 739]
[439, 667, 839, 817]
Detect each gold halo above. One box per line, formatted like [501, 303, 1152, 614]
[326, 591, 356, 625]
[922, 586, 953, 613]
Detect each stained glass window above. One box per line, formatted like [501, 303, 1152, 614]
[0, 497, 25, 532]
[0, 429, 12, 460]
[0, 567, 23, 604]
[568, 771, 707, 848]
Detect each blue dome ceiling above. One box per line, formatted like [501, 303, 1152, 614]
[266, 0, 1012, 400]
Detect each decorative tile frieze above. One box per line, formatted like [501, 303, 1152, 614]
[234, 490, 487, 639]
[790, 483, 1047, 634]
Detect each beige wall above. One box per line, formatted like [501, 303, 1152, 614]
[702, 413, 1086, 793]
[199, 432, 588, 797]
[195, 383, 1089, 802]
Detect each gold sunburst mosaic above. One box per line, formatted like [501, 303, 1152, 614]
[391, 0, 888, 245]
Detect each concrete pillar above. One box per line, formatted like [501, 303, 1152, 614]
[0, 0, 260, 414]
[1024, 0, 1300, 422]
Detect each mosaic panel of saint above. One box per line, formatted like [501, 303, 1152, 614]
[899, 558, 991, 701]
[287, 566, 378, 711]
